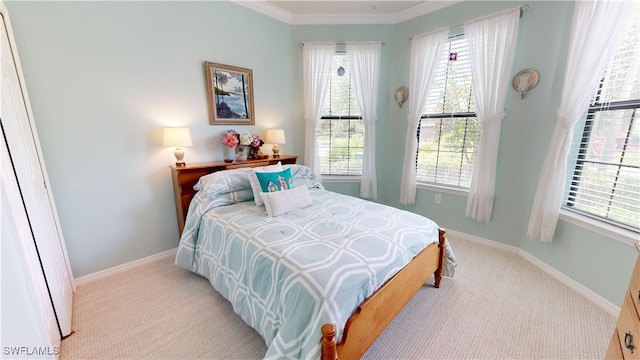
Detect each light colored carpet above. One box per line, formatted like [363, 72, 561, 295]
[60, 237, 615, 359]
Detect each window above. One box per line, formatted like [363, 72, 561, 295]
[416, 35, 479, 189]
[564, 5, 640, 232]
[317, 54, 363, 176]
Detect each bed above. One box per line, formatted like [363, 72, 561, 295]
[174, 163, 456, 359]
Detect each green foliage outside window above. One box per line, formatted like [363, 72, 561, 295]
[318, 53, 364, 176]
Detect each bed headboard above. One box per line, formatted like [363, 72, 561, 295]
[169, 155, 298, 236]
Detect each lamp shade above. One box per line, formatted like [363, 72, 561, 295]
[265, 129, 286, 144]
[163, 128, 192, 147]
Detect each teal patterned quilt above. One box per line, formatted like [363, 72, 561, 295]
[176, 169, 456, 360]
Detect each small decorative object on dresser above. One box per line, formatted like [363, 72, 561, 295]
[169, 155, 298, 235]
[235, 145, 250, 161]
[221, 129, 265, 162]
[606, 242, 640, 359]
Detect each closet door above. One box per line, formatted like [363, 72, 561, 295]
[2, 131, 59, 350]
[1, 4, 74, 337]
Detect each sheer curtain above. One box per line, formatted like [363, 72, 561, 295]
[527, 1, 633, 242]
[400, 28, 448, 205]
[464, 7, 520, 222]
[347, 42, 381, 199]
[303, 43, 335, 176]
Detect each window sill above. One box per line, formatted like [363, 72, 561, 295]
[416, 183, 469, 197]
[559, 209, 638, 247]
[321, 175, 361, 183]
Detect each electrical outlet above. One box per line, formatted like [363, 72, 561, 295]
[434, 194, 442, 205]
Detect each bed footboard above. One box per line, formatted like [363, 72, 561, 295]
[321, 228, 447, 360]
[434, 228, 446, 288]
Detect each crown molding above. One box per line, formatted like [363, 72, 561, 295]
[232, 0, 459, 25]
[395, 0, 462, 23]
[291, 13, 396, 25]
[232, 0, 293, 24]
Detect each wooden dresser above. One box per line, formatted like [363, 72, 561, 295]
[606, 243, 640, 359]
[169, 155, 298, 236]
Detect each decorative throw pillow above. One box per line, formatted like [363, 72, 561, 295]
[261, 186, 313, 217]
[255, 168, 294, 193]
[249, 162, 282, 206]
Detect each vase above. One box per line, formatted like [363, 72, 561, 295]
[235, 145, 250, 161]
[249, 146, 261, 159]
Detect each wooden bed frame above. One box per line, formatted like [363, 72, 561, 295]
[321, 231, 445, 360]
[170, 158, 446, 360]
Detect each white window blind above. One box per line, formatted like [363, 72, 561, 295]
[317, 54, 364, 175]
[565, 4, 640, 231]
[416, 36, 479, 188]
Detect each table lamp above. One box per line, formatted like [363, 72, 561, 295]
[265, 129, 286, 158]
[163, 127, 193, 166]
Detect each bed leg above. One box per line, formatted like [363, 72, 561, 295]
[321, 324, 338, 360]
[434, 229, 446, 288]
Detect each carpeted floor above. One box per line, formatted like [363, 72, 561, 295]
[60, 236, 616, 359]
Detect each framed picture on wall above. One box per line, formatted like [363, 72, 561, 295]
[204, 61, 255, 125]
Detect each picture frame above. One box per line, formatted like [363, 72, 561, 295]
[204, 61, 255, 125]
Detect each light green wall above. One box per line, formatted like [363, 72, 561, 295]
[401, 1, 635, 306]
[5, 1, 295, 277]
[389, 1, 635, 306]
[291, 1, 636, 306]
[388, 1, 574, 245]
[396, 1, 637, 305]
[6, 1, 636, 306]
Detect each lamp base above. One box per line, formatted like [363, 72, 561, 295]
[174, 147, 186, 166]
[272, 144, 280, 158]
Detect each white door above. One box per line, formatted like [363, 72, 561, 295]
[2, 130, 60, 354]
[1, 3, 75, 337]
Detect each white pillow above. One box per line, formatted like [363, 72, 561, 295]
[249, 162, 282, 206]
[261, 186, 312, 217]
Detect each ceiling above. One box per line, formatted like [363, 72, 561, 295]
[268, 1, 422, 14]
[234, 0, 460, 24]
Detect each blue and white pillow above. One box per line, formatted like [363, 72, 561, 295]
[255, 168, 294, 193]
[249, 162, 283, 206]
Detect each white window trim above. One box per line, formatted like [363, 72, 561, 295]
[559, 209, 638, 247]
[417, 182, 469, 197]
[321, 175, 361, 183]
[324, 178, 472, 192]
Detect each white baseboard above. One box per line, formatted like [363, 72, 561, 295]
[73, 248, 178, 287]
[445, 229, 620, 317]
[446, 229, 519, 253]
